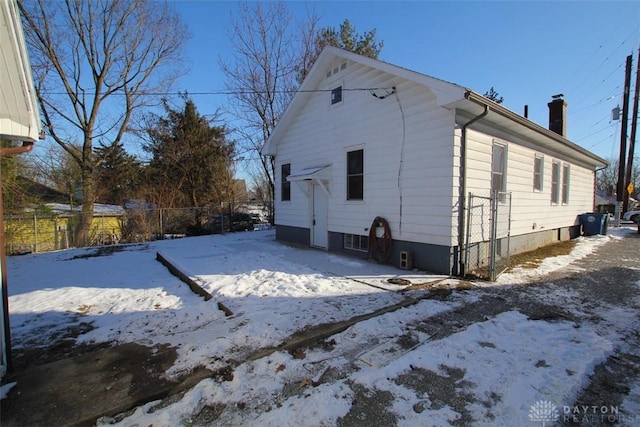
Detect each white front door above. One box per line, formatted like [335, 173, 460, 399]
[312, 184, 328, 248]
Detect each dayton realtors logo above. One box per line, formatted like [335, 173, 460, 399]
[529, 400, 636, 425]
[528, 400, 559, 426]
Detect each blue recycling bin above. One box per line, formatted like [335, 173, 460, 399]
[579, 213, 608, 236]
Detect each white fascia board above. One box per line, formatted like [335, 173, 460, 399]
[0, 0, 42, 142]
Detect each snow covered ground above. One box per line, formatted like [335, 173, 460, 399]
[5, 226, 640, 425]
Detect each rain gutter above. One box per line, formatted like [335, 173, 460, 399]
[458, 104, 488, 277]
[464, 91, 607, 167]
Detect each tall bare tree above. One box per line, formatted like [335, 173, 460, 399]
[19, 0, 188, 246]
[220, 2, 320, 222]
[221, 5, 384, 222]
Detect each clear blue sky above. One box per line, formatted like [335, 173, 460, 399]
[171, 0, 640, 172]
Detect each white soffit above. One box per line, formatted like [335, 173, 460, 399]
[0, 0, 41, 142]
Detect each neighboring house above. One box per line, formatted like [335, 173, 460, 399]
[595, 191, 638, 215]
[0, 0, 43, 377]
[4, 202, 126, 254]
[262, 46, 607, 277]
[3, 178, 125, 253]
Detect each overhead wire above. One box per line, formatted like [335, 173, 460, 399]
[560, 25, 639, 92]
[41, 87, 395, 97]
[564, 26, 640, 109]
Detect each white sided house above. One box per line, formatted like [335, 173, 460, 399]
[262, 46, 607, 277]
[0, 0, 43, 378]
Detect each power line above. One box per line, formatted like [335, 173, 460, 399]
[571, 61, 625, 111]
[569, 90, 619, 117]
[565, 26, 640, 105]
[561, 24, 639, 92]
[576, 121, 616, 143]
[41, 87, 394, 97]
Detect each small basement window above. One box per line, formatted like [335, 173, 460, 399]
[344, 233, 368, 252]
[331, 86, 343, 105]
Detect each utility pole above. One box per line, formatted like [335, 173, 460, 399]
[617, 54, 632, 215]
[624, 46, 640, 213]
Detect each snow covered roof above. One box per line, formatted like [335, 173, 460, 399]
[42, 203, 126, 216]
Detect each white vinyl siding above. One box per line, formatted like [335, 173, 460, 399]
[465, 128, 595, 238]
[273, 58, 457, 247]
[272, 55, 597, 251]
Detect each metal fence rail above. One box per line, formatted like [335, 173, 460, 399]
[4, 201, 273, 254]
[465, 191, 512, 281]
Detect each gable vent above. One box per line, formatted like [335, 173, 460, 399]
[326, 62, 347, 79]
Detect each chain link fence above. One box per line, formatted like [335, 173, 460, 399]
[464, 191, 512, 281]
[4, 201, 273, 255]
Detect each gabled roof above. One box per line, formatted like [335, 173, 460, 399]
[43, 203, 125, 216]
[261, 46, 607, 169]
[16, 176, 71, 204]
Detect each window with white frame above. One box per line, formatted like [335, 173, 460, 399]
[331, 86, 343, 105]
[347, 148, 364, 200]
[491, 143, 507, 196]
[534, 154, 544, 191]
[281, 163, 291, 201]
[551, 161, 560, 204]
[344, 233, 368, 251]
[562, 163, 570, 204]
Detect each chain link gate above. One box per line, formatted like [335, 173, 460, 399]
[464, 191, 512, 281]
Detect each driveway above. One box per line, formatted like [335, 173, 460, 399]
[1, 227, 639, 426]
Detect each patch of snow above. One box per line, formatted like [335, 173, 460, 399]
[1, 382, 16, 399]
[7, 226, 639, 425]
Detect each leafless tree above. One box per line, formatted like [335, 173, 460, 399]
[220, 2, 320, 222]
[19, 0, 188, 246]
[598, 156, 639, 197]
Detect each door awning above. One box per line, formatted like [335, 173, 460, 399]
[287, 165, 331, 182]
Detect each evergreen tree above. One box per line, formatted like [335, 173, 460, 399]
[144, 97, 234, 210]
[297, 19, 384, 82]
[94, 143, 142, 206]
[484, 87, 504, 104]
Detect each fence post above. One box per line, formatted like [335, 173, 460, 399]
[54, 216, 58, 250]
[464, 192, 473, 277]
[489, 190, 498, 281]
[33, 212, 38, 253]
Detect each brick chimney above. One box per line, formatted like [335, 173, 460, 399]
[548, 94, 567, 137]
